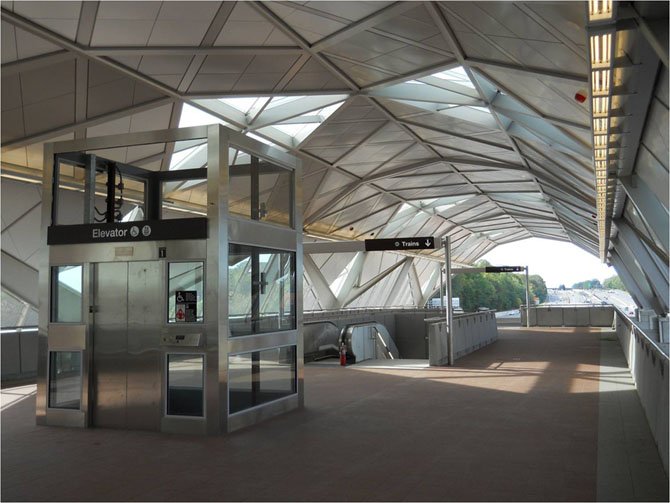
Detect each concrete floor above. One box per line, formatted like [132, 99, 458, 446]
[2, 327, 668, 501]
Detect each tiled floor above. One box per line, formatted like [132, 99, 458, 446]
[1, 327, 667, 501]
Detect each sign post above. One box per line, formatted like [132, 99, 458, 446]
[443, 236, 453, 366]
[525, 266, 531, 328]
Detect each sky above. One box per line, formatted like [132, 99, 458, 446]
[481, 238, 615, 288]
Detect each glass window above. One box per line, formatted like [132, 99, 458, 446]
[161, 178, 207, 220]
[167, 262, 204, 323]
[258, 161, 292, 227]
[258, 346, 296, 406]
[228, 353, 253, 414]
[51, 265, 83, 323]
[228, 346, 296, 414]
[228, 245, 295, 336]
[48, 351, 81, 409]
[228, 247, 253, 335]
[228, 150, 293, 227]
[55, 161, 87, 226]
[166, 354, 204, 416]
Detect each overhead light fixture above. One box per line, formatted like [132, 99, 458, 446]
[593, 135, 608, 148]
[592, 96, 610, 116]
[590, 33, 612, 67]
[588, 26, 616, 263]
[589, 0, 613, 21]
[591, 69, 611, 95]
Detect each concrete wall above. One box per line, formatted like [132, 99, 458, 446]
[1, 330, 38, 381]
[428, 311, 498, 365]
[521, 306, 615, 327]
[615, 312, 669, 474]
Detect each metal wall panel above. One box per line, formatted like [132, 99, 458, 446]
[126, 261, 163, 431]
[92, 261, 128, 429]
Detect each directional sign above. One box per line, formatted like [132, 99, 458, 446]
[364, 236, 435, 251]
[485, 266, 525, 273]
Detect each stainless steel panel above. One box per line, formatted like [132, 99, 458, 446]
[49, 240, 207, 265]
[161, 333, 202, 346]
[229, 131, 299, 172]
[227, 331, 298, 355]
[37, 142, 54, 425]
[228, 217, 298, 251]
[126, 261, 162, 431]
[46, 408, 86, 428]
[227, 394, 299, 433]
[92, 261, 128, 429]
[52, 126, 210, 154]
[206, 124, 228, 435]
[48, 324, 87, 349]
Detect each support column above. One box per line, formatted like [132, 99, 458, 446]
[525, 266, 531, 328]
[443, 236, 453, 365]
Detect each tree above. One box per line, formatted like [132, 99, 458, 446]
[603, 275, 626, 291]
[529, 275, 548, 303]
[449, 266, 548, 311]
[572, 279, 602, 289]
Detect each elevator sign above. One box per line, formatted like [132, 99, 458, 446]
[364, 236, 435, 251]
[175, 290, 197, 322]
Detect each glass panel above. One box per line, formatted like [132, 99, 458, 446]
[167, 262, 204, 323]
[55, 161, 87, 226]
[228, 245, 295, 337]
[167, 354, 204, 416]
[228, 353, 253, 414]
[229, 149, 252, 219]
[51, 265, 83, 323]
[259, 161, 292, 227]
[228, 346, 296, 414]
[48, 351, 81, 409]
[258, 346, 296, 406]
[228, 150, 293, 227]
[258, 251, 295, 333]
[228, 247, 253, 336]
[161, 178, 207, 220]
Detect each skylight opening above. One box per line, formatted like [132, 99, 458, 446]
[432, 66, 475, 89]
[269, 100, 345, 144]
[266, 96, 304, 110]
[179, 104, 229, 128]
[219, 97, 269, 115]
[467, 106, 492, 115]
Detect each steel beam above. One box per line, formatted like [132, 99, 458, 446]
[303, 254, 339, 309]
[619, 175, 669, 254]
[1, 251, 38, 307]
[2, 97, 174, 150]
[311, 2, 417, 53]
[616, 221, 669, 312]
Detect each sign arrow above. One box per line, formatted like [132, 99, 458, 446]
[424, 239, 431, 247]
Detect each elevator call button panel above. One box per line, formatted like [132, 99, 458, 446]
[161, 333, 202, 347]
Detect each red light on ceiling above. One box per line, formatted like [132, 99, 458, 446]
[575, 90, 587, 103]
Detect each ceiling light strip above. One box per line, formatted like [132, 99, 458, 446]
[588, 25, 616, 262]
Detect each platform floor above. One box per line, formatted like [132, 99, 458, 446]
[2, 327, 668, 501]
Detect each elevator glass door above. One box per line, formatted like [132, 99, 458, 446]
[92, 261, 163, 430]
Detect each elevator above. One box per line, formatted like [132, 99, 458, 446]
[37, 125, 304, 434]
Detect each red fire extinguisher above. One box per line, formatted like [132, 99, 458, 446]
[340, 342, 347, 366]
